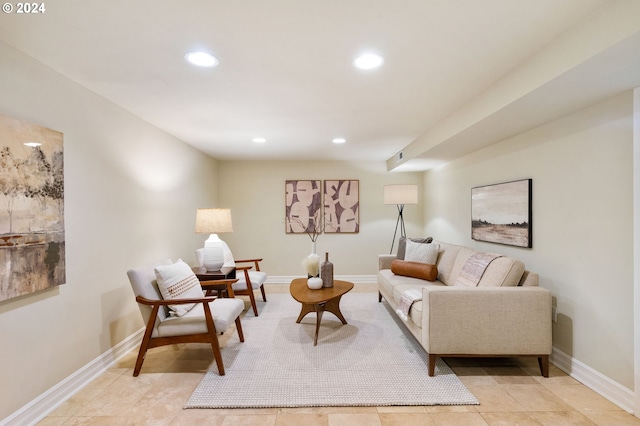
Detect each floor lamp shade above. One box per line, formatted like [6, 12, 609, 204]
[383, 185, 418, 254]
[196, 208, 233, 271]
[383, 185, 418, 205]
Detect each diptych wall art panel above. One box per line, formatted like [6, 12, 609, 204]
[0, 114, 66, 302]
[324, 179, 359, 233]
[471, 179, 532, 248]
[285, 180, 322, 234]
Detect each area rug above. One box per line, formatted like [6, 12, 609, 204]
[185, 291, 478, 408]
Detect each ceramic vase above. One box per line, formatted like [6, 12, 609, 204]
[305, 241, 320, 278]
[307, 277, 323, 289]
[320, 252, 334, 288]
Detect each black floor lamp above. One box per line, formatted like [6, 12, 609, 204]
[384, 184, 418, 254]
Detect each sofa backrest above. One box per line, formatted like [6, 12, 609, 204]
[434, 241, 532, 287]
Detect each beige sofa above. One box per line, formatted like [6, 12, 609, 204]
[377, 240, 552, 377]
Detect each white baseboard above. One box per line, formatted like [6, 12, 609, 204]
[0, 328, 144, 426]
[551, 347, 635, 414]
[266, 275, 377, 285]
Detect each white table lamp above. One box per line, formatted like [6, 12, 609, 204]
[195, 208, 233, 271]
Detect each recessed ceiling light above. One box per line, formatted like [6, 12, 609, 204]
[252, 137, 266, 143]
[353, 53, 384, 70]
[185, 51, 219, 68]
[23, 142, 41, 147]
[332, 138, 346, 144]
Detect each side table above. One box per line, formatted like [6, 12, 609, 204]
[192, 266, 236, 296]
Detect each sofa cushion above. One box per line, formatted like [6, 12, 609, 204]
[449, 247, 525, 287]
[405, 240, 439, 264]
[433, 241, 461, 285]
[397, 236, 433, 260]
[391, 259, 438, 281]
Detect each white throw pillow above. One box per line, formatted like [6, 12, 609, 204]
[154, 259, 204, 317]
[405, 240, 439, 265]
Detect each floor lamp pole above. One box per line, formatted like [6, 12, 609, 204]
[389, 204, 406, 254]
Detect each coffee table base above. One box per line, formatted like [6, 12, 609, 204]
[296, 296, 348, 346]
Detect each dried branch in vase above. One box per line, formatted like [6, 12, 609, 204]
[288, 209, 325, 242]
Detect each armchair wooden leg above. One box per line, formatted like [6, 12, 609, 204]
[133, 344, 148, 377]
[133, 305, 160, 377]
[246, 284, 259, 316]
[378, 291, 382, 302]
[260, 284, 267, 302]
[235, 317, 245, 342]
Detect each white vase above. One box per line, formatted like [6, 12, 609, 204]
[304, 241, 320, 278]
[307, 277, 323, 289]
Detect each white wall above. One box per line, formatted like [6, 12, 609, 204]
[0, 42, 219, 419]
[217, 160, 423, 276]
[424, 92, 634, 389]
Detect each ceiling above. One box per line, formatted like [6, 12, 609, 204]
[1, 0, 631, 169]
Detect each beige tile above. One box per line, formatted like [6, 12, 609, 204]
[170, 414, 225, 425]
[328, 413, 382, 426]
[532, 410, 597, 425]
[544, 383, 624, 412]
[583, 410, 640, 425]
[35, 417, 70, 425]
[503, 384, 574, 412]
[480, 411, 543, 426]
[483, 366, 539, 385]
[429, 412, 489, 425]
[275, 413, 328, 426]
[379, 412, 435, 426]
[466, 385, 526, 413]
[221, 414, 278, 425]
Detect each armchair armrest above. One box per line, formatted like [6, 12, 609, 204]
[421, 286, 552, 355]
[379, 254, 396, 271]
[235, 258, 263, 271]
[135, 295, 217, 306]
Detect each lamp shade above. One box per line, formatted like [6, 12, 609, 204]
[195, 208, 233, 234]
[383, 185, 418, 205]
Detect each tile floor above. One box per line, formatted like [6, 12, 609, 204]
[39, 284, 640, 426]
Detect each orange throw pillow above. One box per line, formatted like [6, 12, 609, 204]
[391, 259, 438, 282]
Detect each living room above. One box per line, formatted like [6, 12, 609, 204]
[1, 1, 639, 424]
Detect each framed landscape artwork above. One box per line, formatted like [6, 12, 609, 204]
[324, 179, 359, 233]
[285, 180, 322, 234]
[471, 179, 532, 248]
[0, 114, 66, 302]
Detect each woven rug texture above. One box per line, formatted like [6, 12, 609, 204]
[185, 291, 478, 408]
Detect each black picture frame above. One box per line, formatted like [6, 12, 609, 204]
[471, 179, 532, 248]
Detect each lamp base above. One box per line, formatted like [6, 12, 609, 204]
[202, 234, 225, 271]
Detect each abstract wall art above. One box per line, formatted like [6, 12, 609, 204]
[324, 179, 359, 233]
[285, 180, 322, 234]
[0, 114, 66, 302]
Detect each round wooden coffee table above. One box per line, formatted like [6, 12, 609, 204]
[289, 278, 354, 346]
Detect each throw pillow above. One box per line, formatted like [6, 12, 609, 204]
[405, 240, 439, 264]
[396, 236, 433, 260]
[391, 259, 438, 281]
[154, 259, 204, 317]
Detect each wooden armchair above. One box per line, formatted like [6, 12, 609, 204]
[127, 259, 245, 377]
[233, 258, 268, 316]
